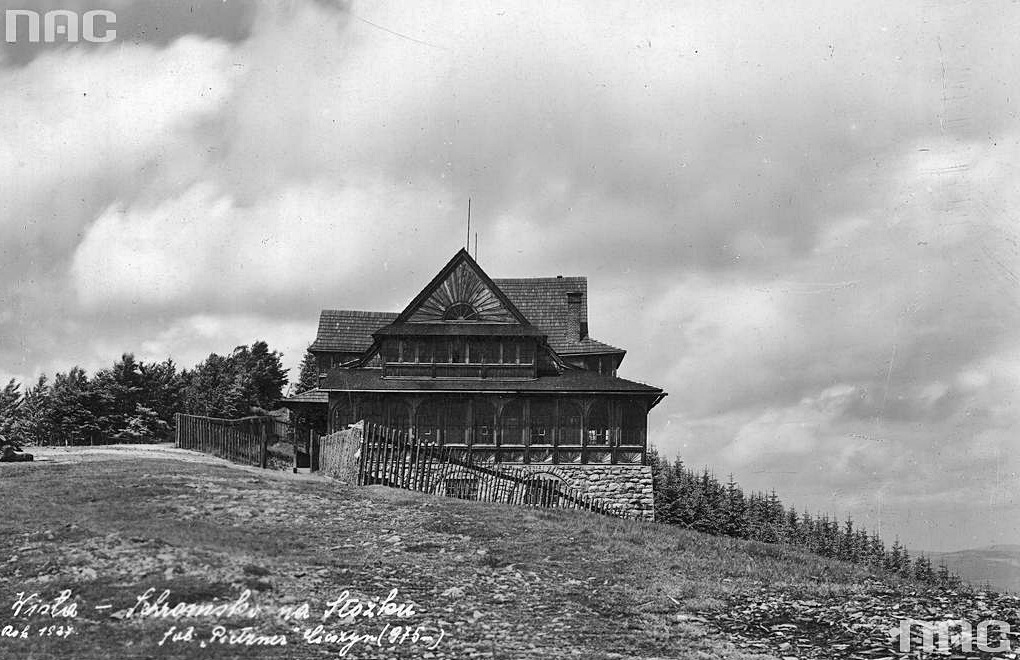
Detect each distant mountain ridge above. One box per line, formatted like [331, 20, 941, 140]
[927, 545, 1020, 593]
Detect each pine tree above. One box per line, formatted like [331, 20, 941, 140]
[0, 379, 23, 440]
[294, 350, 319, 394]
[899, 547, 912, 579]
[235, 341, 289, 411]
[648, 447, 678, 523]
[784, 507, 801, 545]
[138, 359, 184, 430]
[839, 516, 855, 561]
[115, 405, 170, 442]
[93, 354, 146, 439]
[670, 459, 699, 528]
[887, 538, 903, 572]
[50, 367, 101, 445]
[18, 375, 55, 445]
[184, 341, 289, 417]
[936, 561, 952, 587]
[722, 474, 748, 538]
[868, 531, 885, 567]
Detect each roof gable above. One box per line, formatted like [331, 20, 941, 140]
[307, 260, 626, 361]
[396, 249, 531, 325]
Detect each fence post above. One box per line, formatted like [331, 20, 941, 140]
[356, 425, 367, 486]
[259, 420, 268, 469]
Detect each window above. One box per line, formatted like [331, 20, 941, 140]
[621, 400, 647, 446]
[473, 400, 496, 445]
[557, 400, 583, 446]
[500, 400, 524, 445]
[415, 399, 441, 444]
[420, 340, 434, 364]
[530, 400, 555, 445]
[386, 399, 412, 433]
[446, 399, 470, 444]
[587, 401, 611, 446]
[468, 340, 488, 364]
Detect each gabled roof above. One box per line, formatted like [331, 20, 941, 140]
[280, 388, 329, 405]
[306, 258, 625, 359]
[395, 249, 531, 326]
[308, 310, 398, 353]
[494, 277, 625, 356]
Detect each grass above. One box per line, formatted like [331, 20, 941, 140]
[0, 452, 903, 659]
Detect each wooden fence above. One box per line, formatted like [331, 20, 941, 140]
[356, 422, 627, 518]
[174, 413, 275, 468]
[319, 425, 363, 483]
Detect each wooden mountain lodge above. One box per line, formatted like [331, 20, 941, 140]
[283, 249, 665, 517]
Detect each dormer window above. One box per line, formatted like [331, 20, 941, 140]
[443, 302, 478, 321]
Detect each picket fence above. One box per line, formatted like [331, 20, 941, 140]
[174, 413, 276, 468]
[353, 422, 628, 518]
[176, 415, 628, 518]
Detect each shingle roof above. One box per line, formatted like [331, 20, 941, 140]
[281, 388, 329, 405]
[307, 278, 624, 358]
[493, 277, 624, 356]
[308, 310, 398, 352]
[320, 367, 663, 395]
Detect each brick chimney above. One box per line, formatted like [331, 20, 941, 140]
[566, 291, 583, 341]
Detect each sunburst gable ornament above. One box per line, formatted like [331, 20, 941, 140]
[408, 262, 516, 323]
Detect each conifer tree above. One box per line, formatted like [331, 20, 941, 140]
[0, 379, 23, 440]
[294, 350, 319, 394]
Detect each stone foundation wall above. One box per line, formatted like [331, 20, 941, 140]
[329, 424, 655, 519]
[433, 463, 654, 520]
[509, 464, 654, 520]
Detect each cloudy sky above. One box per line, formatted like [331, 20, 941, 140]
[3, 0, 1018, 552]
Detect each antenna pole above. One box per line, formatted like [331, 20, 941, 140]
[466, 198, 471, 251]
[474, 232, 478, 260]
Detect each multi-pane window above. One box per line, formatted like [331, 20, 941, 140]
[530, 400, 555, 445]
[384, 338, 537, 365]
[500, 401, 524, 445]
[446, 399, 470, 444]
[415, 399, 440, 444]
[587, 401, 612, 446]
[558, 401, 583, 445]
[473, 400, 496, 445]
[621, 400, 647, 446]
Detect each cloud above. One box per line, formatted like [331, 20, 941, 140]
[0, 35, 236, 268]
[70, 179, 463, 314]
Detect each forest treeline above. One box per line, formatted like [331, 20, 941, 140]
[649, 448, 962, 589]
[0, 341, 287, 445]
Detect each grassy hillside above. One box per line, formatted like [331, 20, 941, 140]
[0, 449, 1016, 659]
